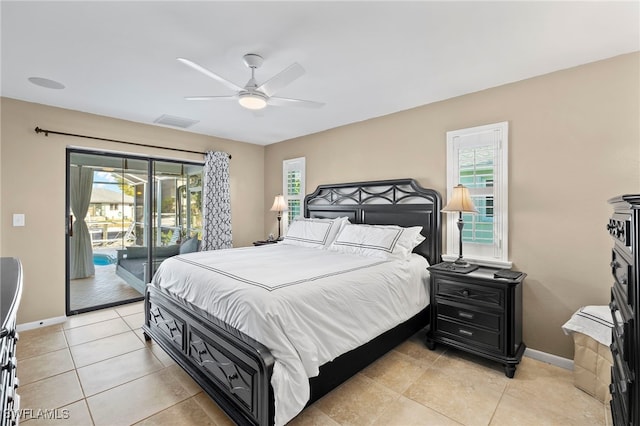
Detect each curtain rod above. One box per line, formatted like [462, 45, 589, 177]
[34, 127, 231, 159]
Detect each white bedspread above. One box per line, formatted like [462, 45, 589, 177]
[151, 244, 430, 425]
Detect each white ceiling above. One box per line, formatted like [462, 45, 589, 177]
[2, 1, 638, 146]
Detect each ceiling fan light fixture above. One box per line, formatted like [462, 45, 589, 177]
[238, 92, 267, 110]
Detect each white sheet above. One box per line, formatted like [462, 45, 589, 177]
[562, 305, 614, 346]
[151, 244, 430, 425]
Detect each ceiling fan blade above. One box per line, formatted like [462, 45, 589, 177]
[268, 96, 325, 109]
[184, 95, 237, 101]
[177, 58, 244, 92]
[257, 63, 305, 97]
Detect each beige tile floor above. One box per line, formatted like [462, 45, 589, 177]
[69, 264, 142, 312]
[17, 301, 612, 425]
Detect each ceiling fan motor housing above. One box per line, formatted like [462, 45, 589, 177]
[243, 54, 264, 69]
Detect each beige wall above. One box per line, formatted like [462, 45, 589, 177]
[1, 98, 265, 324]
[0, 98, 3, 257]
[265, 52, 640, 358]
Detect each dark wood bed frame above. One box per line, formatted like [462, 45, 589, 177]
[142, 178, 442, 425]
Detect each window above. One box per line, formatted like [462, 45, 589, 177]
[445, 122, 510, 268]
[282, 157, 305, 230]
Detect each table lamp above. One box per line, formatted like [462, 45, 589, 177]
[270, 195, 288, 240]
[442, 184, 478, 268]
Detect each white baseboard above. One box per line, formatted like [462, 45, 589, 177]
[524, 347, 574, 370]
[16, 316, 67, 333]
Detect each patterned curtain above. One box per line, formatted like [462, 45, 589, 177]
[201, 151, 232, 250]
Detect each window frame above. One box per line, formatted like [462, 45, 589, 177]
[282, 157, 306, 231]
[444, 121, 511, 268]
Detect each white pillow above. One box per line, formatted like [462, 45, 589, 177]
[281, 217, 349, 248]
[328, 224, 425, 260]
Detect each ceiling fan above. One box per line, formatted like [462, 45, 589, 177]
[177, 54, 324, 111]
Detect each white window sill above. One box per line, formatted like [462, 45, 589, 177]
[441, 254, 513, 270]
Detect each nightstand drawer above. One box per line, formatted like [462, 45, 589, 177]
[437, 302, 502, 331]
[435, 278, 503, 309]
[438, 318, 503, 352]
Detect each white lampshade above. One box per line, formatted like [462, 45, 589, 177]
[442, 184, 478, 213]
[238, 92, 267, 110]
[270, 195, 288, 212]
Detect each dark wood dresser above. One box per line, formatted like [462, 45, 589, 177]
[1, 258, 22, 426]
[426, 265, 526, 378]
[608, 195, 639, 426]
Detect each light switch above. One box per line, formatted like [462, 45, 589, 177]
[12, 214, 25, 227]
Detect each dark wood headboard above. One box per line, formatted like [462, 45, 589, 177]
[304, 178, 442, 265]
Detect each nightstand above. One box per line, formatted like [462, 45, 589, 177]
[426, 264, 526, 378]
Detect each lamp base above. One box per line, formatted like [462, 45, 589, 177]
[431, 261, 479, 274]
[453, 258, 471, 268]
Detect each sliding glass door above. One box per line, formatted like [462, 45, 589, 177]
[149, 161, 203, 281]
[66, 149, 202, 315]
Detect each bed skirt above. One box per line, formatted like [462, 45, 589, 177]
[572, 332, 612, 402]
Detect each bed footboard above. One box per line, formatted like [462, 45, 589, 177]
[143, 285, 275, 426]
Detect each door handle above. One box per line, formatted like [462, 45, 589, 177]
[69, 214, 73, 237]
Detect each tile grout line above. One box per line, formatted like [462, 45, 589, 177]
[368, 392, 403, 425]
[486, 383, 508, 426]
[86, 365, 203, 425]
[68, 330, 142, 367]
[130, 392, 213, 426]
[398, 363, 464, 425]
[80, 348, 166, 399]
[60, 323, 95, 425]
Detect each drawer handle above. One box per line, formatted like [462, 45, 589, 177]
[610, 260, 628, 286]
[198, 349, 207, 356]
[458, 311, 475, 320]
[618, 378, 628, 393]
[2, 357, 16, 371]
[227, 373, 238, 381]
[458, 329, 474, 337]
[462, 290, 470, 298]
[609, 260, 627, 285]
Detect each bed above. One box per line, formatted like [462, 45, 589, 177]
[142, 178, 442, 425]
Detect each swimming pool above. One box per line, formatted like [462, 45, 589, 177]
[93, 253, 116, 266]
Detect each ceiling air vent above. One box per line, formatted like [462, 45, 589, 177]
[153, 114, 199, 129]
